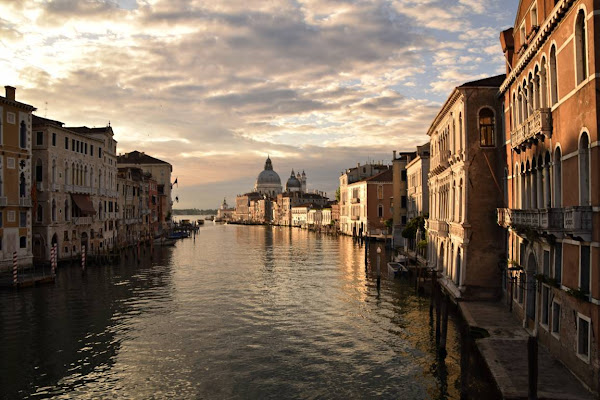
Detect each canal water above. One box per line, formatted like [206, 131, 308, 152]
[0, 223, 498, 399]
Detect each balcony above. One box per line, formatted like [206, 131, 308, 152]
[74, 216, 93, 225]
[36, 182, 43, 192]
[449, 223, 468, 241]
[0, 197, 6, 207]
[427, 219, 448, 237]
[19, 198, 32, 207]
[64, 184, 73, 192]
[52, 183, 60, 191]
[350, 198, 360, 204]
[564, 206, 593, 241]
[351, 215, 360, 221]
[511, 108, 552, 151]
[430, 150, 450, 175]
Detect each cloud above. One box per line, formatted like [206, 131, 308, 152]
[0, 0, 520, 208]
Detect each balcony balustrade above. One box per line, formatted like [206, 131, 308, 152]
[350, 198, 360, 204]
[510, 108, 552, 151]
[52, 183, 60, 191]
[564, 206, 593, 241]
[497, 207, 591, 240]
[74, 216, 93, 225]
[64, 184, 73, 192]
[19, 198, 32, 207]
[351, 215, 360, 221]
[449, 223, 467, 241]
[427, 219, 449, 237]
[430, 150, 451, 175]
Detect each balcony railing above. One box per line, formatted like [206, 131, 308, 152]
[350, 198, 360, 204]
[427, 219, 449, 236]
[351, 215, 360, 221]
[74, 216, 93, 225]
[430, 150, 450, 175]
[498, 207, 592, 240]
[511, 108, 552, 151]
[52, 183, 60, 191]
[19, 198, 32, 207]
[64, 184, 73, 192]
[564, 206, 593, 241]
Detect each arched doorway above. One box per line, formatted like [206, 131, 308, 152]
[526, 252, 537, 322]
[439, 242, 445, 272]
[32, 234, 46, 262]
[455, 248, 461, 286]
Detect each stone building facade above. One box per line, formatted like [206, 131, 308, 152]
[406, 143, 430, 220]
[0, 86, 35, 270]
[427, 75, 506, 301]
[31, 115, 119, 262]
[392, 152, 417, 245]
[338, 163, 390, 236]
[497, 0, 600, 391]
[117, 151, 172, 231]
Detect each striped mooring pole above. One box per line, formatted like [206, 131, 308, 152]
[81, 245, 86, 272]
[50, 246, 55, 275]
[54, 243, 58, 272]
[12, 252, 18, 286]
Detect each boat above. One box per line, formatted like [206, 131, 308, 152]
[168, 231, 190, 239]
[153, 237, 176, 246]
[197, 219, 204, 225]
[204, 215, 214, 221]
[387, 262, 408, 278]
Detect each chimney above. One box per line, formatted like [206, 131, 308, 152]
[5, 86, 15, 100]
[357, 163, 360, 168]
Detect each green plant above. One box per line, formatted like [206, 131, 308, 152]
[417, 239, 428, 250]
[566, 287, 589, 302]
[384, 218, 393, 229]
[402, 216, 425, 239]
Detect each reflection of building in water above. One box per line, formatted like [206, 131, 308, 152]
[235, 156, 329, 224]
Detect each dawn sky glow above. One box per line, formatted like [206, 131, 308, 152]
[1, 0, 519, 208]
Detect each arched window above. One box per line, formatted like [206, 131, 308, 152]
[553, 147, 562, 207]
[479, 108, 495, 147]
[503, 168, 509, 206]
[575, 10, 588, 85]
[37, 204, 43, 223]
[51, 160, 56, 184]
[52, 199, 56, 222]
[19, 121, 26, 149]
[544, 152, 552, 208]
[550, 46, 558, 105]
[71, 162, 75, 185]
[579, 132, 590, 205]
[540, 57, 548, 108]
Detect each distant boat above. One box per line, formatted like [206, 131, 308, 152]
[204, 216, 214, 221]
[168, 231, 190, 239]
[197, 219, 205, 225]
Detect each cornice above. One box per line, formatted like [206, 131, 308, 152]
[500, 0, 575, 94]
[426, 89, 462, 137]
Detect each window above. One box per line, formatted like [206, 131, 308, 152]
[63, 231, 69, 241]
[543, 250, 550, 276]
[554, 243, 562, 284]
[65, 137, 69, 149]
[90, 145, 94, 156]
[541, 285, 550, 327]
[579, 133, 590, 206]
[401, 196, 407, 208]
[0, 114, 2, 145]
[19, 173, 26, 197]
[580, 245, 590, 294]
[553, 147, 562, 207]
[36, 131, 43, 146]
[52, 132, 56, 146]
[520, 23, 526, 48]
[377, 185, 383, 200]
[577, 315, 590, 361]
[19, 236, 26, 249]
[36, 205, 42, 223]
[479, 108, 495, 147]
[19, 121, 26, 148]
[575, 10, 588, 85]
[7, 210, 15, 222]
[552, 302, 561, 336]
[401, 215, 407, 225]
[99, 147, 102, 158]
[35, 159, 43, 183]
[401, 170, 407, 181]
[84, 143, 88, 154]
[550, 46, 558, 105]
[531, 5, 538, 26]
[72, 139, 75, 151]
[378, 204, 383, 218]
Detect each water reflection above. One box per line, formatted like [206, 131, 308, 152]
[0, 224, 496, 399]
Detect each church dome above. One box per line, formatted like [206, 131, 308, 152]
[286, 170, 301, 191]
[256, 157, 281, 186]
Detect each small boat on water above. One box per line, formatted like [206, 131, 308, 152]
[168, 231, 190, 239]
[197, 219, 204, 225]
[153, 237, 176, 246]
[204, 216, 214, 221]
[387, 262, 408, 278]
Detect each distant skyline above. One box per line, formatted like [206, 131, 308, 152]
[1, 0, 518, 208]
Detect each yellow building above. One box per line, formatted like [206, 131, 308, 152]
[0, 86, 36, 271]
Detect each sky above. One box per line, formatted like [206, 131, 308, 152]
[0, 0, 519, 209]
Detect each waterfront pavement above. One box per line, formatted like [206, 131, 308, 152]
[459, 301, 595, 400]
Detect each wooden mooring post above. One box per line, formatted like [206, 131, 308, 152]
[440, 294, 449, 358]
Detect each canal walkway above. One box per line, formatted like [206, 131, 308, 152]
[460, 301, 594, 400]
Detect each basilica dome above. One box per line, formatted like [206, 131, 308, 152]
[254, 157, 282, 196]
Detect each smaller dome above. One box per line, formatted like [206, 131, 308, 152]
[286, 170, 301, 191]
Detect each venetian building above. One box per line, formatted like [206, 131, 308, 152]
[254, 156, 282, 197]
[426, 75, 505, 301]
[497, 0, 600, 391]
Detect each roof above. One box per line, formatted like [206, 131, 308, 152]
[0, 96, 36, 112]
[364, 169, 393, 182]
[66, 126, 114, 137]
[32, 115, 64, 127]
[458, 74, 506, 88]
[118, 150, 171, 166]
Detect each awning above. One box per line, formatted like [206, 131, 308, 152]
[71, 194, 96, 215]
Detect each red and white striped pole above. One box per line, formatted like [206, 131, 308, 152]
[81, 245, 86, 272]
[54, 243, 58, 272]
[12, 252, 18, 286]
[50, 246, 55, 275]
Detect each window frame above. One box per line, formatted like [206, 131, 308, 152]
[478, 107, 496, 147]
[576, 313, 591, 363]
